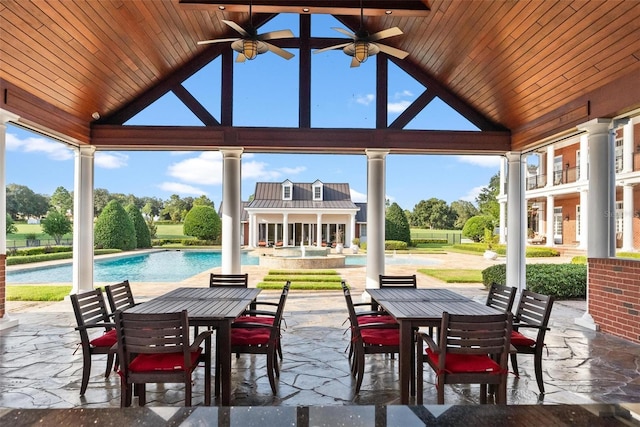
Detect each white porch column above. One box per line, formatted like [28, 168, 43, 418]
[579, 134, 589, 181]
[220, 148, 243, 274]
[622, 183, 635, 252]
[505, 152, 527, 293]
[282, 213, 289, 247]
[545, 195, 555, 247]
[499, 157, 507, 244]
[0, 110, 20, 330]
[545, 145, 555, 188]
[578, 189, 588, 250]
[349, 213, 356, 247]
[72, 146, 96, 294]
[316, 214, 322, 247]
[365, 149, 388, 290]
[248, 213, 255, 248]
[623, 119, 634, 173]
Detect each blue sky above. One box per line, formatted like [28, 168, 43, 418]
[5, 14, 500, 211]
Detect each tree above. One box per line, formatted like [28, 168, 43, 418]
[462, 215, 495, 242]
[49, 186, 73, 214]
[5, 214, 17, 235]
[94, 200, 136, 250]
[412, 198, 456, 229]
[385, 202, 411, 244]
[94, 188, 111, 216]
[162, 194, 190, 222]
[41, 209, 73, 245]
[6, 183, 49, 219]
[450, 200, 479, 230]
[193, 195, 215, 207]
[125, 204, 151, 248]
[141, 197, 163, 217]
[476, 173, 500, 219]
[183, 205, 221, 240]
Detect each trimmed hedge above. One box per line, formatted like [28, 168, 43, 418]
[268, 269, 338, 275]
[8, 246, 73, 257]
[262, 275, 342, 282]
[7, 249, 122, 266]
[452, 243, 560, 257]
[385, 240, 408, 250]
[257, 281, 343, 290]
[482, 263, 586, 299]
[412, 239, 448, 245]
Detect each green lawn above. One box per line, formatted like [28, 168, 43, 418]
[417, 268, 483, 283]
[6, 285, 72, 301]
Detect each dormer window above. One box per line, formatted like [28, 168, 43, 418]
[312, 180, 323, 201]
[282, 180, 293, 201]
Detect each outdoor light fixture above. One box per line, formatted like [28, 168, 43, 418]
[354, 40, 370, 63]
[91, 112, 100, 120]
[242, 39, 259, 60]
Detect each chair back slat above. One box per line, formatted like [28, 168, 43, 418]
[115, 310, 190, 357]
[514, 290, 554, 329]
[441, 312, 513, 358]
[486, 283, 517, 313]
[210, 273, 248, 287]
[105, 280, 136, 313]
[379, 274, 417, 288]
[71, 289, 111, 330]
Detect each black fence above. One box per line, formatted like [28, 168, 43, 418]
[6, 238, 73, 250]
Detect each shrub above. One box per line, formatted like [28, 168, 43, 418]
[385, 202, 411, 244]
[183, 205, 221, 240]
[412, 238, 448, 245]
[41, 210, 72, 245]
[482, 263, 586, 299]
[385, 240, 408, 250]
[125, 204, 151, 248]
[94, 200, 136, 250]
[571, 256, 587, 264]
[6, 214, 17, 234]
[462, 215, 495, 242]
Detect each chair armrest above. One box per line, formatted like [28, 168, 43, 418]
[512, 322, 549, 331]
[191, 330, 213, 350]
[253, 301, 279, 308]
[241, 309, 276, 317]
[75, 322, 115, 332]
[417, 331, 439, 353]
[355, 311, 387, 317]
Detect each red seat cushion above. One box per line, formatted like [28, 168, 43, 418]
[510, 331, 536, 347]
[426, 348, 501, 373]
[128, 349, 202, 372]
[358, 315, 397, 325]
[231, 327, 271, 346]
[361, 328, 400, 346]
[90, 329, 117, 348]
[234, 316, 274, 325]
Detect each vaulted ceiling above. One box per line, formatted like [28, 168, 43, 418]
[1, 1, 639, 154]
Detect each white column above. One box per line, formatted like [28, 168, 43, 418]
[577, 189, 588, 250]
[0, 110, 20, 329]
[247, 213, 255, 248]
[220, 148, 243, 274]
[72, 146, 96, 294]
[316, 214, 322, 247]
[545, 195, 555, 247]
[623, 120, 634, 173]
[579, 134, 589, 181]
[282, 213, 289, 247]
[505, 152, 526, 293]
[365, 149, 388, 291]
[546, 145, 555, 188]
[622, 183, 634, 252]
[349, 213, 356, 247]
[499, 201, 507, 244]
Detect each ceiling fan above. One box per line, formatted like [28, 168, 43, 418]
[313, 1, 409, 67]
[197, 2, 294, 62]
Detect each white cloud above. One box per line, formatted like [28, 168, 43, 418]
[242, 160, 285, 181]
[456, 155, 502, 168]
[6, 132, 73, 161]
[460, 185, 485, 202]
[95, 152, 128, 169]
[158, 182, 208, 195]
[394, 90, 413, 99]
[355, 94, 374, 106]
[167, 152, 223, 185]
[350, 188, 367, 202]
[388, 100, 411, 113]
[279, 166, 306, 175]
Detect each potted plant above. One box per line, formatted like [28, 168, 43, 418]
[351, 237, 360, 254]
[483, 228, 498, 260]
[334, 228, 344, 254]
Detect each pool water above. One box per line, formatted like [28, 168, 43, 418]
[6, 250, 439, 283]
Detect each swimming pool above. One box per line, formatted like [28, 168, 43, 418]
[6, 250, 440, 283]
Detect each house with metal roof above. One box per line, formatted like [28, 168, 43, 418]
[242, 180, 365, 248]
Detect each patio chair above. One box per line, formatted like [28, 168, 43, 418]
[373, 274, 417, 311]
[510, 289, 555, 394]
[105, 280, 137, 313]
[228, 281, 291, 394]
[342, 281, 400, 394]
[114, 309, 212, 407]
[485, 283, 517, 313]
[416, 311, 513, 404]
[70, 288, 118, 396]
[209, 273, 249, 288]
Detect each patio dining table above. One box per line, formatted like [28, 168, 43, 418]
[124, 286, 261, 406]
[367, 288, 501, 405]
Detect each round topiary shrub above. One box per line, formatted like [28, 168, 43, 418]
[462, 215, 495, 242]
[183, 205, 221, 240]
[125, 204, 151, 248]
[94, 200, 136, 250]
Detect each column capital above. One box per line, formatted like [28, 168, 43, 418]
[0, 109, 20, 124]
[220, 147, 244, 158]
[365, 149, 389, 159]
[577, 118, 612, 135]
[504, 151, 523, 162]
[77, 145, 96, 156]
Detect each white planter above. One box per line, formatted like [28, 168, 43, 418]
[483, 250, 498, 260]
[351, 245, 359, 254]
[335, 243, 344, 254]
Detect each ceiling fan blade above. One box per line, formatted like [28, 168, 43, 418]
[258, 29, 294, 41]
[375, 43, 409, 59]
[369, 27, 403, 42]
[350, 56, 361, 68]
[264, 42, 294, 60]
[235, 53, 247, 63]
[222, 19, 250, 37]
[197, 38, 240, 45]
[332, 27, 357, 39]
[313, 43, 352, 54]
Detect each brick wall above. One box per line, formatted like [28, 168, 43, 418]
[0, 254, 5, 318]
[588, 257, 640, 343]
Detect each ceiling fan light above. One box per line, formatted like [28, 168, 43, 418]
[354, 41, 369, 63]
[243, 39, 258, 60]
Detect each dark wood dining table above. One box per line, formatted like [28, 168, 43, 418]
[125, 286, 261, 406]
[367, 288, 501, 405]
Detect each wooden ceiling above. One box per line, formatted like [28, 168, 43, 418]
[1, 1, 640, 153]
